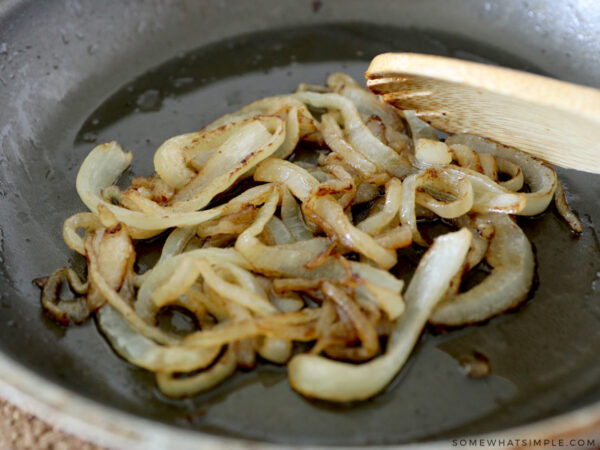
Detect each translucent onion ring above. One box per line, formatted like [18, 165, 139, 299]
[446, 134, 557, 215]
[430, 214, 535, 326]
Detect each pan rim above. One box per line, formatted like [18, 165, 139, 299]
[1, 349, 599, 449]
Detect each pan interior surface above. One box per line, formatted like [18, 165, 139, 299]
[1, 17, 600, 446]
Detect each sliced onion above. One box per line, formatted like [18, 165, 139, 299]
[118, 189, 166, 214]
[357, 177, 403, 236]
[445, 215, 491, 297]
[303, 193, 397, 269]
[76, 142, 224, 233]
[342, 95, 410, 154]
[287, 228, 471, 401]
[354, 181, 380, 204]
[235, 191, 336, 278]
[97, 305, 220, 373]
[401, 169, 473, 246]
[320, 282, 379, 361]
[400, 173, 427, 246]
[479, 153, 498, 181]
[41, 269, 89, 325]
[327, 72, 405, 132]
[314, 164, 355, 199]
[263, 216, 295, 245]
[49, 70, 571, 402]
[235, 194, 404, 312]
[153, 133, 202, 190]
[86, 224, 135, 311]
[446, 134, 558, 215]
[86, 236, 179, 346]
[430, 214, 534, 325]
[217, 262, 269, 300]
[172, 116, 286, 211]
[496, 157, 524, 192]
[257, 337, 293, 364]
[161, 227, 197, 265]
[155, 346, 237, 397]
[203, 96, 317, 158]
[404, 110, 439, 142]
[554, 180, 583, 233]
[135, 248, 257, 322]
[451, 166, 526, 214]
[359, 276, 405, 320]
[62, 212, 102, 255]
[254, 158, 318, 202]
[281, 187, 313, 241]
[374, 225, 412, 250]
[414, 169, 474, 219]
[459, 216, 490, 271]
[415, 138, 452, 167]
[293, 92, 413, 177]
[319, 113, 378, 177]
[181, 309, 320, 348]
[449, 144, 483, 173]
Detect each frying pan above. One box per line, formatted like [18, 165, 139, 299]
[0, 0, 599, 448]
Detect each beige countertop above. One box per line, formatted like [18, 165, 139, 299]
[0, 399, 104, 450]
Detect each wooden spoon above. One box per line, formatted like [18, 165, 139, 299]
[366, 53, 600, 174]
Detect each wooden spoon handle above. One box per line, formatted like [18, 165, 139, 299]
[366, 53, 600, 174]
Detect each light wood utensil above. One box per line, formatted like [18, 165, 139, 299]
[366, 53, 600, 174]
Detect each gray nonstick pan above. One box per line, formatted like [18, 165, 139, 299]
[0, 0, 599, 448]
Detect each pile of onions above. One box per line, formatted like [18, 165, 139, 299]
[41, 72, 581, 402]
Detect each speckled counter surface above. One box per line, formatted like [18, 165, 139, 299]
[0, 399, 104, 450]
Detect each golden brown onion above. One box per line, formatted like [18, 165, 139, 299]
[42, 71, 578, 402]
